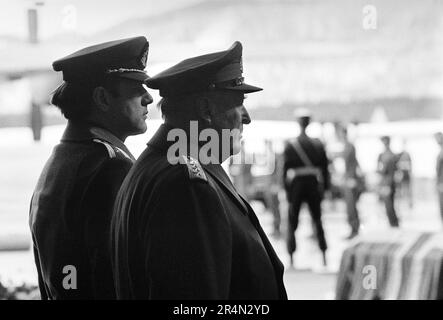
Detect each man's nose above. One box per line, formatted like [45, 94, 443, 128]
[142, 91, 153, 106]
[242, 106, 251, 125]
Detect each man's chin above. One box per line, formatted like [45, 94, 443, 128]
[130, 124, 147, 136]
[139, 122, 148, 133]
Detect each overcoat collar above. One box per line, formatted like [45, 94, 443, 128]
[148, 123, 248, 213]
[61, 121, 135, 161]
[147, 123, 176, 152]
[203, 164, 248, 213]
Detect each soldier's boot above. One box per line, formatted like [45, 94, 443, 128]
[321, 251, 327, 267]
[344, 230, 358, 240]
[289, 253, 294, 268]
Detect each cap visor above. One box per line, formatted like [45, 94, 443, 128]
[223, 82, 262, 93]
[116, 72, 150, 82]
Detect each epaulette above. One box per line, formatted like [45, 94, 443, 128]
[114, 147, 133, 161]
[181, 156, 208, 182]
[93, 139, 116, 158]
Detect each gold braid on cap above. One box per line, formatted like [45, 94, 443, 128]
[209, 77, 244, 90]
[106, 68, 147, 74]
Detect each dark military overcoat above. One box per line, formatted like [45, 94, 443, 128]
[111, 124, 287, 300]
[29, 122, 135, 299]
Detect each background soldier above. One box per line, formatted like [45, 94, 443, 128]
[30, 100, 43, 141]
[228, 141, 253, 199]
[29, 37, 153, 299]
[396, 139, 413, 209]
[111, 42, 287, 300]
[377, 135, 400, 227]
[336, 125, 362, 239]
[283, 109, 329, 267]
[435, 132, 443, 224]
[263, 139, 283, 237]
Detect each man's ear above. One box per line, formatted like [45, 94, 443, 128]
[92, 86, 111, 112]
[196, 97, 214, 125]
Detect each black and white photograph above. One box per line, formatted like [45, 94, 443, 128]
[1, 0, 443, 306]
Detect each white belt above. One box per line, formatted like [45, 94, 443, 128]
[287, 167, 321, 180]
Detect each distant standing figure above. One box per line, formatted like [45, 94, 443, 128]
[264, 140, 283, 237]
[434, 132, 443, 224]
[396, 139, 413, 209]
[30, 100, 43, 141]
[336, 125, 361, 239]
[283, 108, 329, 267]
[377, 136, 400, 227]
[228, 141, 252, 199]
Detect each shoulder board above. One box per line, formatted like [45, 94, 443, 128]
[92, 139, 116, 158]
[181, 155, 208, 182]
[114, 147, 133, 161]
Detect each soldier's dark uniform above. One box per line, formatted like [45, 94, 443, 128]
[111, 42, 287, 300]
[283, 125, 330, 263]
[29, 37, 149, 299]
[436, 136, 443, 222]
[377, 137, 400, 227]
[342, 140, 361, 238]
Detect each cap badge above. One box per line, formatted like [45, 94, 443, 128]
[235, 77, 244, 86]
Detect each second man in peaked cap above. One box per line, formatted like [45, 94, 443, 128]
[111, 41, 287, 299]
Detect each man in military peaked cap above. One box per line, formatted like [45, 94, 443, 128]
[110, 41, 287, 299]
[29, 36, 153, 299]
